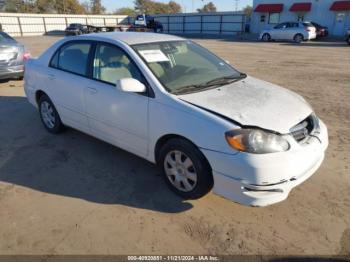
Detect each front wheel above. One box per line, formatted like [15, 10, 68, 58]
[159, 138, 213, 199]
[38, 94, 65, 134]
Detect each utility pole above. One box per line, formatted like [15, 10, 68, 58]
[234, 0, 239, 11]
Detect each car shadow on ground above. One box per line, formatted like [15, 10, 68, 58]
[0, 96, 193, 213]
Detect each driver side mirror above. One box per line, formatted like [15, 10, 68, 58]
[116, 78, 146, 93]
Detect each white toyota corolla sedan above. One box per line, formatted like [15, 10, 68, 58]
[24, 33, 328, 206]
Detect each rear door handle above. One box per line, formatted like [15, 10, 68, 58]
[48, 73, 56, 80]
[86, 86, 98, 94]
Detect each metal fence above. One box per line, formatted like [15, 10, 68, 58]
[154, 12, 245, 35]
[0, 13, 130, 36]
[0, 12, 245, 37]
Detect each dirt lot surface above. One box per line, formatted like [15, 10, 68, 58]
[0, 36, 349, 256]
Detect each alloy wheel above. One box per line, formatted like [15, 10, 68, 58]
[40, 101, 56, 129]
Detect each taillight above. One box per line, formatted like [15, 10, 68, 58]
[23, 51, 31, 61]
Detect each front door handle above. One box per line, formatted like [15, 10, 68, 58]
[86, 86, 98, 94]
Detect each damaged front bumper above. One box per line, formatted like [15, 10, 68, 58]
[201, 119, 328, 207]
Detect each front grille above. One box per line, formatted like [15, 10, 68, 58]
[290, 115, 315, 143]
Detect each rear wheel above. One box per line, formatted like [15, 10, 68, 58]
[158, 138, 213, 199]
[38, 94, 64, 134]
[262, 33, 271, 42]
[294, 34, 304, 43]
[347, 36, 350, 45]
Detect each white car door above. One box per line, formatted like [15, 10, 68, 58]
[285, 22, 298, 40]
[46, 41, 92, 132]
[271, 23, 287, 39]
[84, 43, 149, 157]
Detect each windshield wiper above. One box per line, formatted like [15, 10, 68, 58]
[172, 73, 247, 95]
[172, 84, 206, 95]
[205, 73, 247, 86]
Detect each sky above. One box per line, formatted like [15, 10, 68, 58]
[101, 0, 253, 13]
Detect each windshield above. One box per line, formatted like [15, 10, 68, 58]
[132, 40, 245, 95]
[68, 24, 80, 28]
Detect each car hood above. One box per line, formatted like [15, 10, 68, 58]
[178, 76, 313, 134]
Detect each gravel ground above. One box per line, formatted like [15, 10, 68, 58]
[0, 35, 349, 256]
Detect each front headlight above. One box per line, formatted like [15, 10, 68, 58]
[225, 129, 290, 154]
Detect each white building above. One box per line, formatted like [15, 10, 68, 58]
[251, 0, 350, 36]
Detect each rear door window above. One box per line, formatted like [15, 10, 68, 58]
[50, 42, 91, 76]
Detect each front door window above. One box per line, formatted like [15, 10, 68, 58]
[93, 44, 144, 86]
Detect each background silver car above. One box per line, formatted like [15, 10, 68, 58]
[260, 22, 317, 43]
[0, 32, 29, 80]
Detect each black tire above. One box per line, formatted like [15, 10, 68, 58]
[262, 33, 271, 42]
[347, 37, 350, 45]
[158, 138, 213, 199]
[38, 94, 65, 134]
[293, 33, 304, 43]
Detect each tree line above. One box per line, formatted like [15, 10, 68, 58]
[2, 0, 105, 14]
[0, 0, 225, 15]
[0, 0, 180, 14]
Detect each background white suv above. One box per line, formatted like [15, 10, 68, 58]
[260, 22, 317, 43]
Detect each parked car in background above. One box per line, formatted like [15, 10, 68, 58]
[260, 21, 317, 43]
[131, 14, 164, 33]
[346, 29, 350, 45]
[24, 32, 328, 207]
[0, 32, 30, 80]
[65, 23, 89, 36]
[310, 22, 329, 37]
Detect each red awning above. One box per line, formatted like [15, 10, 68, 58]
[330, 1, 350, 11]
[254, 4, 284, 12]
[289, 2, 312, 12]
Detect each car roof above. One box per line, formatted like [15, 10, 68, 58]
[79, 32, 185, 45]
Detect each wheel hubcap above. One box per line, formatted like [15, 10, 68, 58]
[164, 150, 197, 192]
[40, 101, 56, 129]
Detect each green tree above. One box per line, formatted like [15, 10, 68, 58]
[90, 0, 105, 14]
[167, 1, 181, 13]
[81, 1, 91, 13]
[134, 0, 181, 14]
[134, 0, 152, 13]
[36, 0, 56, 13]
[197, 1, 217, 13]
[2, 0, 38, 12]
[55, 0, 85, 14]
[242, 5, 253, 19]
[114, 7, 136, 16]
